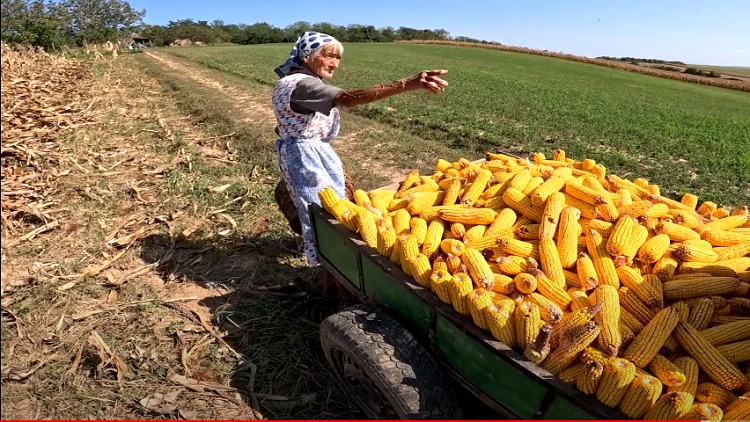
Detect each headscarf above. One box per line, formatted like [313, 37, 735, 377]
[274, 31, 339, 78]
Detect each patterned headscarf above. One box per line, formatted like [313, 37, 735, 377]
[274, 31, 339, 78]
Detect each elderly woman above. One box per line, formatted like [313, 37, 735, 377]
[273, 31, 448, 266]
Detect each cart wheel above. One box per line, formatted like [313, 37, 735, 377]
[320, 304, 462, 420]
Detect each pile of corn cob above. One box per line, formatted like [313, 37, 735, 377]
[317, 149, 749, 421]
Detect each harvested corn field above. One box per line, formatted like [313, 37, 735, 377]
[0, 44, 361, 419]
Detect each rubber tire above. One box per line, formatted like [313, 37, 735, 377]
[320, 304, 462, 420]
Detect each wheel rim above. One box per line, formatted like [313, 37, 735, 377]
[330, 346, 399, 419]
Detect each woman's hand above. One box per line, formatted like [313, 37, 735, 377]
[405, 70, 449, 93]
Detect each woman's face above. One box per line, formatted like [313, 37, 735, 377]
[305, 46, 341, 79]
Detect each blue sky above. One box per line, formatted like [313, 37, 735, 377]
[128, 0, 749, 66]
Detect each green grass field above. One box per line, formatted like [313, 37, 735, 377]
[163, 43, 750, 206]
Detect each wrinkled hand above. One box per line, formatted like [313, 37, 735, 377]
[406, 69, 449, 93]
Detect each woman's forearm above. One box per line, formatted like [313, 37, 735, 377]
[334, 79, 416, 108]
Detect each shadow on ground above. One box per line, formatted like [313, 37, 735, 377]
[138, 231, 365, 420]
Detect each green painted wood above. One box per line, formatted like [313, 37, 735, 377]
[435, 316, 547, 420]
[543, 396, 596, 420]
[360, 254, 431, 337]
[312, 212, 359, 289]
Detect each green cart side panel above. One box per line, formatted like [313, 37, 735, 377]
[543, 396, 595, 420]
[360, 254, 431, 337]
[435, 316, 547, 420]
[312, 212, 359, 289]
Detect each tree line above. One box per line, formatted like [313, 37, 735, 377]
[1, 0, 485, 50]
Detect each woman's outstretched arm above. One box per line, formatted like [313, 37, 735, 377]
[333, 70, 448, 108]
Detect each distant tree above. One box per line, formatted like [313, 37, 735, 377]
[59, 0, 145, 44]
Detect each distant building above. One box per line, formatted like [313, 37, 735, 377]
[129, 33, 152, 47]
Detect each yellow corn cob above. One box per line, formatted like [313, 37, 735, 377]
[528, 291, 564, 324]
[644, 202, 670, 218]
[716, 339, 750, 363]
[700, 211, 749, 234]
[442, 253, 459, 274]
[491, 273, 516, 295]
[440, 177, 462, 207]
[559, 362, 586, 384]
[515, 223, 541, 240]
[643, 391, 693, 420]
[576, 360, 605, 396]
[435, 158, 452, 172]
[696, 200, 718, 216]
[468, 288, 493, 330]
[450, 222, 467, 239]
[618, 373, 662, 418]
[449, 273, 474, 315]
[585, 228, 620, 287]
[637, 233, 672, 264]
[657, 221, 702, 242]
[318, 187, 341, 214]
[431, 269, 453, 304]
[590, 285, 621, 356]
[667, 356, 699, 406]
[495, 237, 540, 261]
[574, 252, 599, 291]
[615, 266, 661, 309]
[568, 288, 593, 312]
[669, 209, 707, 231]
[463, 224, 487, 243]
[484, 208, 517, 238]
[491, 255, 529, 275]
[728, 297, 750, 315]
[703, 229, 750, 247]
[438, 207, 497, 225]
[563, 269, 584, 289]
[696, 382, 738, 408]
[722, 397, 750, 421]
[687, 297, 714, 331]
[514, 273, 537, 294]
[648, 354, 687, 387]
[653, 251, 679, 281]
[556, 207, 583, 268]
[397, 169, 420, 194]
[715, 243, 750, 261]
[440, 238, 466, 257]
[678, 403, 723, 421]
[618, 200, 655, 219]
[376, 221, 397, 258]
[644, 274, 664, 309]
[674, 322, 746, 390]
[538, 192, 566, 238]
[699, 320, 750, 346]
[673, 242, 719, 263]
[353, 189, 372, 207]
[355, 209, 378, 248]
[595, 357, 637, 409]
[551, 303, 603, 349]
[529, 174, 567, 207]
[541, 320, 601, 376]
[392, 208, 412, 236]
[502, 187, 544, 222]
[591, 164, 607, 181]
[409, 217, 428, 246]
[617, 309, 644, 336]
[623, 305, 680, 367]
[507, 168, 532, 192]
[420, 220, 445, 260]
[407, 191, 445, 216]
[388, 197, 410, 212]
[529, 263, 572, 308]
[663, 276, 745, 300]
[514, 301, 542, 352]
[484, 304, 516, 349]
[563, 194, 599, 219]
[538, 237, 566, 289]
[408, 254, 433, 287]
[680, 257, 750, 277]
[462, 247, 496, 290]
[565, 179, 609, 206]
[460, 169, 492, 207]
[419, 175, 439, 191]
[619, 286, 657, 327]
[680, 193, 699, 209]
[522, 176, 545, 196]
